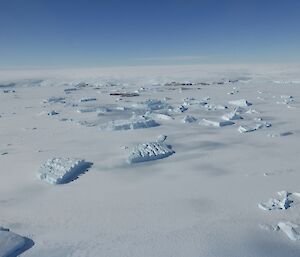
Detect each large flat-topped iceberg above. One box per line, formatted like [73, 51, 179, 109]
[100, 116, 159, 131]
[228, 99, 252, 107]
[0, 228, 27, 257]
[38, 158, 92, 184]
[127, 141, 175, 164]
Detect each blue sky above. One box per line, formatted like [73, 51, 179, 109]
[0, 0, 300, 68]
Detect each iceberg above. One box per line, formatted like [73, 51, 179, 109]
[199, 119, 234, 127]
[100, 116, 159, 131]
[127, 141, 175, 164]
[0, 228, 27, 257]
[38, 158, 92, 184]
[228, 99, 252, 107]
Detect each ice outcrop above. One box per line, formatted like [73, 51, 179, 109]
[199, 119, 234, 127]
[127, 140, 175, 164]
[100, 116, 159, 131]
[38, 158, 92, 184]
[278, 222, 300, 241]
[229, 99, 252, 107]
[0, 228, 27, 257]
[258, 191, 293, 211]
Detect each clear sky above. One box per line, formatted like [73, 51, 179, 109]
[0, 0, 300, 68]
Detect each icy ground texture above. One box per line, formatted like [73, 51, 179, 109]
[127, 140, 174, 164]
[0, 228, 26, 257]
[38, 158, 92, 184]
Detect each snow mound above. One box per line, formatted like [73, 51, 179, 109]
[127, 141, 175, 164]
[0, 228, 27, 257]
[38, 158, 92, 184]
[100, 116, 159, 131]
[278, 221, 300, 241]
[229, 99, 252, 107]
[199, 119, 234, 127]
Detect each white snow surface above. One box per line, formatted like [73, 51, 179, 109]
[1, 64, 300, 257]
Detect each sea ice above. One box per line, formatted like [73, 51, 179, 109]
[229, 99, 252, 107]
[37, 158, 92, 184]
[0, 228, 27, 257]
[127, 140, 175, 164]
